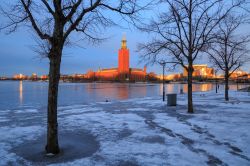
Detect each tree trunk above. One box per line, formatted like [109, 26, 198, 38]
[46, 48, 62, 154]
[225, 69, 229, 101]
[187, 64, 194, 113]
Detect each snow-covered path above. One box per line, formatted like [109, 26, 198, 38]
[0, 90, 250, 165]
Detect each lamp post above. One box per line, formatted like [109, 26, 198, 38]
[159, 60, 167, 101]
[236, 73, 239, 91]
[215, 70, 218, 93]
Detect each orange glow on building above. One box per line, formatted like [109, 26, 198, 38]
[230, 69, 248, 79]
[183, 65, 214, 78]
[31, 73, 38, 80]
[118, 35, 130, 79]
[157, 73, 182, 81]
[13, 74, 28, 80]
[40, 75, 48, 80]
[86, 36, 147, 81]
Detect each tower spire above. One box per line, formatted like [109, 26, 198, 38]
[121, 33, 127, 49]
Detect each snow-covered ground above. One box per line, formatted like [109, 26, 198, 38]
[0, 90, 250, 166]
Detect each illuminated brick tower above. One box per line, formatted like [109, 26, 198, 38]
[118, 35, 130, 80]
[88, 35, 147, 82]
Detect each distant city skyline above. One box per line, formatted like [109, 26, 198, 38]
[0, 7, 249, 77]
[0, 27, 172, 77]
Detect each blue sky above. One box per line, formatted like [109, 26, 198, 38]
[0, 26, 163, 77]
[0, 15, 165, 77]
[0, 2, 249, 77]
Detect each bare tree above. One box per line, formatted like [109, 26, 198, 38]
[206, 14, 250, 101]
[138, 0, 245, 113]
[0, 0, 147, 155]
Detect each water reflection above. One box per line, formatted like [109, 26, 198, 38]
[228, 84, 249, 91]
[83, 83, 150, 101]
[182, 83, 213, 93]
[117, 85, 129, 100]
[84, 83, 248, 102]
[132, 84, 147, 98]
[166, 84, 175, 93]
[19, 81, 23, 104]
[160, 83, 214, 94]
[200, 84, 213, 92]
[1, 81, 249, 110]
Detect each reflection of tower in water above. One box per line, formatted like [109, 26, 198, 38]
[19, 81, 23, 104]
[117, 85, 129, 100]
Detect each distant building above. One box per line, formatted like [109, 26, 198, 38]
[30, 73, 38, 80]
[230, 69, 248, 79]
[147, 72, 158, 81]
[183, 64, 214, 78]
[86, 36, 147, 82]
[215, 69, 249, 80]
[66, 74, 85, 81]
[86, 70, 95, 80]
[0, 77, 7, 80]
[40, 75, 48, 80]
[157, 73, 182, 81]
[13, 74, 28, 80]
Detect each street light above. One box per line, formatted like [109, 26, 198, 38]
[236, 72, 239, 91]
[215, 69, 218, 93]
[158, 60, 167, 101]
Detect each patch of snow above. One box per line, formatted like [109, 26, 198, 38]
[0, 126, 44, 145]
[15, 109, 38, 114]
[0, 117, 9, 122]
[127, 107, 148, 111]
[59, 107, 102, 116]
[0, 143, 23, 166]
[0, 126, 43, 165]
[46, 153, 56, 157]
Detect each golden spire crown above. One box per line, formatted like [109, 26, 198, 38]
[121, 34, 127, 49]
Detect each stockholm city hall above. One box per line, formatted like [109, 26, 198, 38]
[86, 36, 147, 82]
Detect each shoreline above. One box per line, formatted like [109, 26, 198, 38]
[0, 79, 249, 85]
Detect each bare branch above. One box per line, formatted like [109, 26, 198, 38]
[20, 0, 51, 40]
[206, 14, 250, 77]
[41, 0, 55, 16]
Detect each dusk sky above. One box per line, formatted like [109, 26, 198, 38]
[0, 2, 249, 77]
[0, 25, 162, 77]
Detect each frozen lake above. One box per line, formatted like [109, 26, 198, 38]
[0, 81, 248, 110]
[0, 87, 249, 165]
[0, 81, 249, 165]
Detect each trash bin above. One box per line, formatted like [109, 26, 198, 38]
[167, 93, 177, 106]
